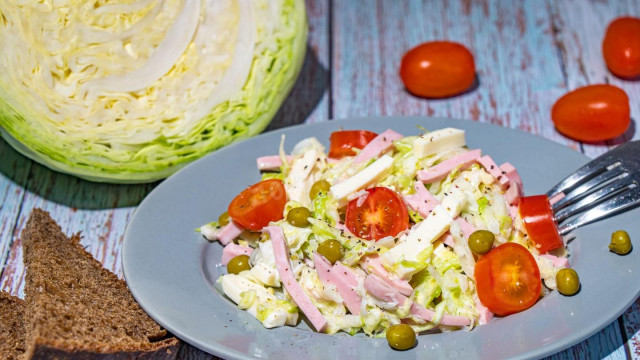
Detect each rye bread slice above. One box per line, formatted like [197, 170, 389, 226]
[0, 292, 27, 360]
[22, 209, 180, 359]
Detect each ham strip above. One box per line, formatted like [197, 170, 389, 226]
[505, 180, 522, 205]
[404, 181, 439, 218]
[361, 255, 413, 296]
[477, 155, 510, 190]
[439, 233, 456, 247]
[313, 252, 335, 285]
[363, 274, 406, 306]
[417, 149, 482, 183]
[266, 226, 327, 332]
[330, 261, 364, 315]
[221, 243, 254, 265]
[256, 155, 292, 171]
[541, 253, 569, 268]
[456, 218, 476, 239]
[500, 162, 524, 205]
[410, 303, 471, 327]
[473, 296, 493, 325]
[500, 162, 524, 193]
[353, 129, 403, 164]
[364, 274, 471, 326]
[218, 220, 244, 245]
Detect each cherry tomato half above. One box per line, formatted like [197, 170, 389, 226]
[400, 41, 476, 98]
[551, 84, 630, 142]
[518, 195, 564, 254]
[475, 242, 542, 316]
[328, 130, 378, 159]
[345, 187, 409, 241]
[603, 17, 640, 79]
[228, 179, 286, 231]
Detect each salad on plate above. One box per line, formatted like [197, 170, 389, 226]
[199, 126, 574, 347]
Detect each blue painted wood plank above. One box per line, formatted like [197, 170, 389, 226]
[331, 0, 579, 149]
[549, 0, 640, 158]
[268, 0, 330, 129]
[0, 158, 154, 296]
[0, 137, 31, 296]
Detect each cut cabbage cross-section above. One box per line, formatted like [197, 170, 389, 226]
[0, 0, 307, 182]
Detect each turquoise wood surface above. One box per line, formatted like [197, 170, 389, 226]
[1, 1, 639, 359]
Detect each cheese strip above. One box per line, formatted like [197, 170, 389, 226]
[413, 128, 466, 158]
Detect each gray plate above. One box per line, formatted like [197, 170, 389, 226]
[123, 116, 640, 360]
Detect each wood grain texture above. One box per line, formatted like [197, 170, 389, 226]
[332, 0, 576, 148]
[269, 0, 330, 130]
[550, 0, 640, 158]
[0, 138, 31, 297]
[1, 0, 639, 359]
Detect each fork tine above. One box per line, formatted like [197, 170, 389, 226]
[552, 165, 626, 210]
[558, 184, 640, 235]
[546, 162, 610, 198]
[546, 140, 640, 199]
[554, 175, 634, 223]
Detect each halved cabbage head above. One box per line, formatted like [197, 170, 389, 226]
[0, 0, 307, 183]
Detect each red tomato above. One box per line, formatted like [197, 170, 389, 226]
[228, 179, 286, 231]
[603, 17, 640, 78]
[475, 242, 542, 316]
[518, 195, 564, 254]
[551, 84, 630, 142]
[345, 187, 408, 241]
[328, 130, 378, 159]
[400, 41, 476, 98]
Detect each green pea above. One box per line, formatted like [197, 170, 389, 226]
[286, 207, 311, 227]
[227, 255, 251, 275]
[386, 324, 416, 351]
[317, 239, 344, 264]
[556, 268, 580, 296]
[309, 180, 331, 200]
[218, 211, 230, 226]
[467, 230, 495, 254]
[609, 230, 632, 255]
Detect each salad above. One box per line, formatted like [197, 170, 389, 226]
[200, 127, 573, 343]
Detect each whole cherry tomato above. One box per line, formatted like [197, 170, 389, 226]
[328, 130, 378, 159]
[400, 41, 476, 98]
[345, 187, 408, 241]
[519, 195, 564, 254]
[475, 242, 542, 316]
[551, 84, 630, 142]
[603, 17, 640, 78]
[228, 179, 286, 231]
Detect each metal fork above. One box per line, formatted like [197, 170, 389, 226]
[546, 140, 640, 236]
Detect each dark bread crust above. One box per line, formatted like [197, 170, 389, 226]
[29, 338, 179, 360]
[0, 292, 27, 360]
[22, 209, 180, 360]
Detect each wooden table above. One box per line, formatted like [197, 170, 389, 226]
[1, 1, 639, 359]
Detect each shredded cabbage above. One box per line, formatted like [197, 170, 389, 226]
[0, 0, 307, 182]
[210, 127, 572, 338]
